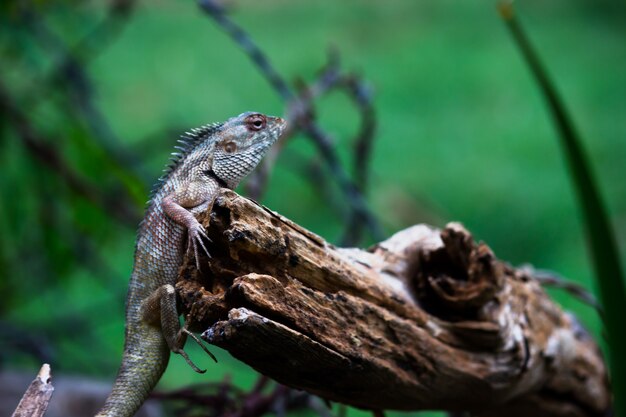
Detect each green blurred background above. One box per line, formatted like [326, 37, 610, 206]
[1, 0, 624, 415]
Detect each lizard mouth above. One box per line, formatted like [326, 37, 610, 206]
[269, 116, 287, 139]
[252, 117, 286, 152]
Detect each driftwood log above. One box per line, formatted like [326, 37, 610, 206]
[176, 189, 610, 417]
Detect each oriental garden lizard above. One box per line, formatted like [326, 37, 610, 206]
[96, 112, 286, 416]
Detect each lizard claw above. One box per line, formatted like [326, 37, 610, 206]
[188, 222, 212, 271]
[173, 328, 217, 374]
[183, 327, 218, 363]
[175, 347, 207, 374]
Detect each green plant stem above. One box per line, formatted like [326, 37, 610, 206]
[498, 2, 625, 413]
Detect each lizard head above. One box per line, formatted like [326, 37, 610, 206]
[212, 112, 286, 189]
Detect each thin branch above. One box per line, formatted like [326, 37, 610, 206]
[0, 323, 55, 366]
[519, 264, 603, 316]
[197, 0, 292, 101]
[300, 122, 384, 240]
[340, 74, 376, 193]
[17, 3, 150, 189]
[197, 0, 383, 241]
[152, 375, 328, 417]
[295, 50, 377, 195]
[22, 0, 136, 99]
[11, 364, 54, 417]
[0, 80, 139, 226]
[296, 51, 378, 244]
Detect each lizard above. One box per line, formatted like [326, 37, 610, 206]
[96, 112, 286, 417]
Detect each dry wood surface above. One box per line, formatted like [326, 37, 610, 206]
[11, 364, 54, 417]
[177, 189, 610, 417]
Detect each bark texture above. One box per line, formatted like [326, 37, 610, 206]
[12, 364, 54, 417]
[177, 189, 610, 417]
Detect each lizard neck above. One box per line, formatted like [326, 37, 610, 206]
[205, 168, 229, 188]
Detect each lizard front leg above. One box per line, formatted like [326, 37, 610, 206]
[148, 183, 219, 371]
[162, 192, 213, 270]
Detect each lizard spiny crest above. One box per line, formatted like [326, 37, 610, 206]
[149, 122, 223, 199]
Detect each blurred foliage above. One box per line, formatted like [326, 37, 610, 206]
[499, 2, 625, 414]
[0, 0, 624, 415]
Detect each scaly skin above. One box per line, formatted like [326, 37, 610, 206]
[96, 112, 286, 416]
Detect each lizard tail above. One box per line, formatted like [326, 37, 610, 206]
[96, 324, 169, 417]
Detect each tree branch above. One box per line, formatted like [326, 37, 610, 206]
[11, 364, 54, 417]
[197, 0, 383, 242]
[0, 80, 139, 226]
[176, 190, 609, 416]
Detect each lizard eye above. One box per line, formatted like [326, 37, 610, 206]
[246, 114, 266, 131]
[223, 142, 237, 153]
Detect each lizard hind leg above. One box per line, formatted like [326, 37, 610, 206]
[141, 284, 217, 374]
